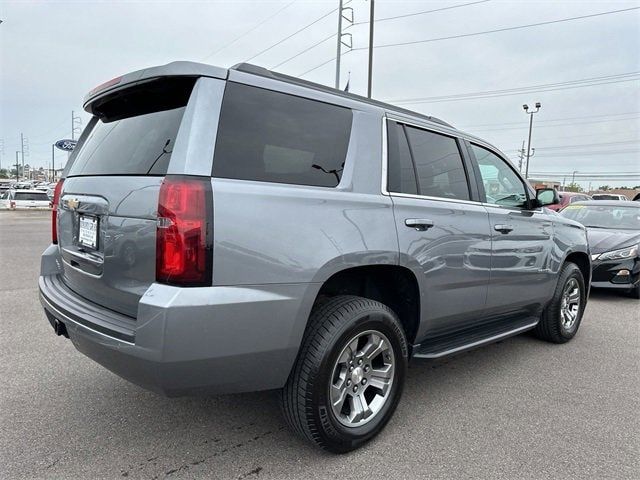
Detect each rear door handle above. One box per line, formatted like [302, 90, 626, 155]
[494, 224, 514, 234]
[405, 218, 434, 231]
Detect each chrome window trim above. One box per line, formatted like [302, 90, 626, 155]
[381, 115, 485, 208]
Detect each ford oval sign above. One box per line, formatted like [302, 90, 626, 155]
[54, 139, 77, 151]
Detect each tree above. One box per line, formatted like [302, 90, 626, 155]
[598, 185, 611, 191]
[0, 168, 8, 179]
[565, 182, 583, 193]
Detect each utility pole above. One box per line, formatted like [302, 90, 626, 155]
[572, 170, 578, 185]
[0, 139, 4, 172]
[523, 102, 541, 179]
[72, 110, 82, 140]
[15, 151, 19, 181]
[517, 140, 525, 172]
[20, 133, 25, 175]
[367, 0, 375, 98]
[334, 0, 353, 89]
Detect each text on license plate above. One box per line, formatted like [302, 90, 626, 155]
[78, 215, 98, 249]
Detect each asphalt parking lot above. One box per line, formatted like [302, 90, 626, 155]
[1, 210, 638, 480]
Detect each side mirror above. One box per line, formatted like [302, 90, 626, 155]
[535, 188, 559, 207]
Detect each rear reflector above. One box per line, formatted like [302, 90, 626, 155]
[156, 176, 213, 287]
[51, 179, 64, 244]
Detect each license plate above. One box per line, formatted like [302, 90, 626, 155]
[78, 215, 98, 249]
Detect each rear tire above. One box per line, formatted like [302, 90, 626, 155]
[534, 262, 586, 343]
[280, 295, 408, 453]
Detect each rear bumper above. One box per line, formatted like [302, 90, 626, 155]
[39, 245, 317, 396]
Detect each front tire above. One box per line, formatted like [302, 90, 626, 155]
[281, 295, 408, 453]
[534, 262, 586, 343]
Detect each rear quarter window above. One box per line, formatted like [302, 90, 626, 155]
[213, 83, 353, 188]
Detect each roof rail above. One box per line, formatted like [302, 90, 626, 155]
[230, 63, 454, 129]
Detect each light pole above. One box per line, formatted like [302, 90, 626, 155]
[523, 102, 541, 179]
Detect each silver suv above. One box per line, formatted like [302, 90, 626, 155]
[40, 62, 591, 452]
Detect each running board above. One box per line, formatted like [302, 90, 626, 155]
[413, 317, 539, 359]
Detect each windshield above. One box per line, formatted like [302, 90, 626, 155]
[560, 204, 640, 230]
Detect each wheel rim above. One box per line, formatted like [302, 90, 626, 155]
[560, 278, 581, 330]
[329, 329, 395, 428]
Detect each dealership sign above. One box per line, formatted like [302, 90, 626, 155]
[54, 139, 77, 151]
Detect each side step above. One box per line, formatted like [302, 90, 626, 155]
[413, 316, 539, 359]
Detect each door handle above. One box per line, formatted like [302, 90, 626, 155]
[405, 218, 434, 231]
[494, 224, 514, 234]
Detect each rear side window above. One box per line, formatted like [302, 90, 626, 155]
[387, 121, 418, 195]
[404, 126, 470, 201]
[14, 192, 49, 201]
[213, 83, 352, 187]
[68, 77, 195, 176]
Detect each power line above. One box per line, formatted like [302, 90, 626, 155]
[244, 6, 338, 63]
[353, 0, 491, 25]
[272, 31, 336, 69]
[297, 0, 492, 78]
[388, 72, 640, 104]
[458, 111, 640, 129]
[518, 149, 639, 157]
[468, 115, 640, 132]
[351, 6, 640, 52]
[535, 140, 640, 150]
[201, 0, 296, 61]
[299, 53, 348, 77]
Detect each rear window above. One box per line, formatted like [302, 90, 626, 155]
[14, 192, 49, 201]
[213, 83, 353, 188]
[68, 77, 195, 177]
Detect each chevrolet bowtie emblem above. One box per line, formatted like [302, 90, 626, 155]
[66, 198, 80, 210]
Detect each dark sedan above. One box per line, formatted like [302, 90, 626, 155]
[560, 201, 640, 299]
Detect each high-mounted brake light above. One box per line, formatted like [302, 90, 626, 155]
[51, 179, 64, 244]
[156, 176, 213, 287]
[88, 75, 122, 97]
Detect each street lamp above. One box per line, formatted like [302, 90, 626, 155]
[523, 102, 541, 179]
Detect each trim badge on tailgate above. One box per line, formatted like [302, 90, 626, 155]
[66, 198, 80, 210]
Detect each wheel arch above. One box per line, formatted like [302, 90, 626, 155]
[309, 264, 421, 347]
[563, 250, 591, 288]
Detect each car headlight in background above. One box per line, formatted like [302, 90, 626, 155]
[594, 245, 639, 261]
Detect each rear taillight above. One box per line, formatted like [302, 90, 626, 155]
[9, 201, 15, 210]
[51, 179, 64, 244]
[156, 176, 212, 287]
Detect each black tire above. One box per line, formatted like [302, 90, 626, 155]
[628, 283, 640, 300]
[534, 262, 586, 343]
[280, 295, 408, 453]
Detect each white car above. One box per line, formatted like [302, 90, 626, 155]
[4, 189, 51, 209]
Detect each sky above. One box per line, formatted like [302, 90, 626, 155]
[1, 0, 639, 189]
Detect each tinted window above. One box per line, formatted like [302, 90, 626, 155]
[14, 192, 49, 201]
[387, 121, 417, 194]
[471, 144, 527, 208]
[68, 78, 196, 177]
[404, 126, 469, 200]
[68, 106, 186, 176]
[213, 83, 352, 187]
